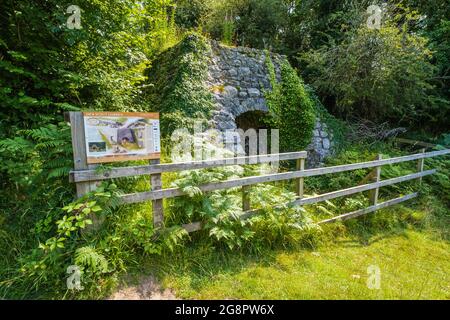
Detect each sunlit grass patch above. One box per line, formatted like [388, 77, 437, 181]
[153, 229, 450, 300]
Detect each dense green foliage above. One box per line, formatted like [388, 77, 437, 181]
[0, 0, 178, 192]
[0, 0, 448, 300]
[205, 0, 288, 49]
[300, 10, 438, 127]
[143, 33, 214, 136]
[0, 0, 180, 298]
[174, 0, 209, 29]
[175, 0, 450, 132]
[264, 57, 315, 152]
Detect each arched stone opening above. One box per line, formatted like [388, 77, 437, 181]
[235, 110, 269, 155]
[235, 110, 268, 131]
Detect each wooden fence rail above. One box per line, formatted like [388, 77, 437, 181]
[69, 152, 307, 183]
[70, 147, 450, 232]
[116, 149, 448, 204]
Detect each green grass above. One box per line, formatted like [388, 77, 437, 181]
[142, 222, 450, 300]
[2, 140, 447, 300]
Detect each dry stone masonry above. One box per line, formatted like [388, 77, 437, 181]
[207, 41, 284, 131]
[308, 121, 334, 167]
[206, 41, 334, 166]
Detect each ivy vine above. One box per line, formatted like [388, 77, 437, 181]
[264, 54, 316, 152]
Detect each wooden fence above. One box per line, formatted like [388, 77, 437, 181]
[70, 139, 450, 232]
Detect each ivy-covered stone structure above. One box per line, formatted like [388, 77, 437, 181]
[146, 34, 337, 166]
[206, 41, 335, 165]
[206, 41, 284, 131]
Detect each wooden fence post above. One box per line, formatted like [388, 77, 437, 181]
[295, 158, 305, 199]
[242, 185, 251, 211]
[68, 112, 99, 198]
[417, 148, 426, 186]
[369, 154, 382, 206]
[150, 159, 164, 228]
[67, 112, 103, 229]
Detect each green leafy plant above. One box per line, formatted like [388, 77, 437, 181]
[144, 32, 215, 136]
[169, 158, 318, 250]
[264, 56, 316, 152]
[2, 184, 121, 297]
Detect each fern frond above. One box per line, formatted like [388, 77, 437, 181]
[74, 246, 109, 274]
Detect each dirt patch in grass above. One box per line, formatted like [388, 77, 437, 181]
[109, 276, 178, 300]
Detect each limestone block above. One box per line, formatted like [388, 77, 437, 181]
[248, 88, 261, 98]
[223, 85, 238, 98]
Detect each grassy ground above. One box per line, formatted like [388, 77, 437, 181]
[136, 216, 450, 300]
[3, 142, 447, 300]
[117, 144, 448, 301]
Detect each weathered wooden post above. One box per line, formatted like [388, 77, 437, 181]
[369, 154, 382, 206]
[150, 159, 164, 229]
[295, 158, 305, 199]
[242, 185, 251, 211]
[67, 111, 103, 229]
[67, 112, 99, 198]
[417, 148, 426, 186]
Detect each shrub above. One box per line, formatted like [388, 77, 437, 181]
[264, 56, 316, 152]
[301, 24, 437, 127]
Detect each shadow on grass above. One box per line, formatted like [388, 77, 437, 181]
[133, 239, 315, 298]
[124, 200, 449, 299]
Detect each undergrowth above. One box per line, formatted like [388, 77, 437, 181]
[143, 32, 215, 136]
[1, 122, 448, 300]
